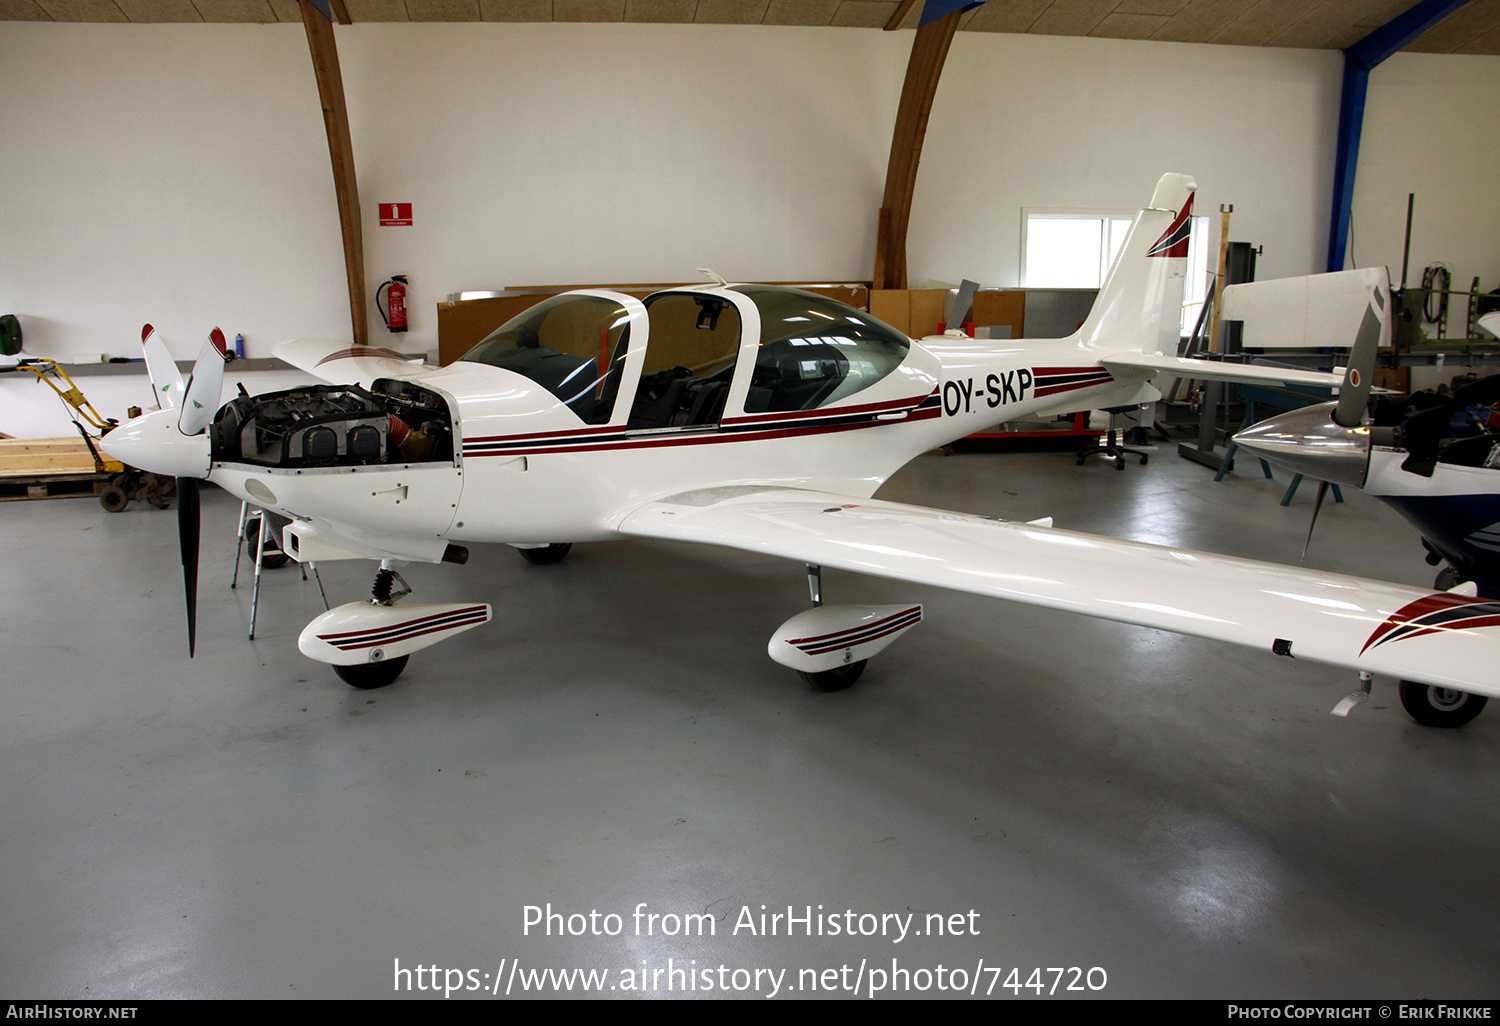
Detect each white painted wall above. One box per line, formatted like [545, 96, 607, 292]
[2, 21, 1497, 436]
[1352, 52, 1500, 311]
[915, 34, 1345, 287]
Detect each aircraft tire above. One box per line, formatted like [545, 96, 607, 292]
[799, 660, 866, 693]
[519, 543, 572, 565]
[334, 655, 409, 690]
[1397, 680, 1487, 728]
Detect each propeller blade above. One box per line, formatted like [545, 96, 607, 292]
[1332, 288, 1386, 429]
[179, 328, 227, 435]
[177, 476, 200, 657]
[1302, 479, 1330, 561]
[140, 324, 184, 410]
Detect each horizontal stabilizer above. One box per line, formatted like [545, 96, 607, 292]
[1103, 352, 1345, 390]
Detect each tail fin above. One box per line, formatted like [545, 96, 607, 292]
[1075, 173, 1195, 357]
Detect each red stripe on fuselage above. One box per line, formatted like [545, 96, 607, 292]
[463, 391, 941, 457]
[465, 420, 882, 457]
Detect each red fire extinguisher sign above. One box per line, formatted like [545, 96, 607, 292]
[379, 203, 413, 227]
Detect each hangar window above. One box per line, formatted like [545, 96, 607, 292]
[731, 285, 909, 414]
[1021, 210, 1210, 335]
[461, 294, 633, 424]
[1021, 211, 1135, 290]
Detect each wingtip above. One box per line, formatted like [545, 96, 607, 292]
[209, 327, 227, 356]
[142, 323, 154, 343]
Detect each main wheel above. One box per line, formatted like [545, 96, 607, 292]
[334, 655, 409, 690]
[798, 660, 867, 693]
[519, 543, 572, 565]
[1398, 680, 1487, 728]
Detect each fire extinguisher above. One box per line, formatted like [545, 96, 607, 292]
[377, 275, 408, 333]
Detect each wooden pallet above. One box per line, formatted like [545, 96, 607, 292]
[0, 437, 106, 501]
[0, 473, 107, 502]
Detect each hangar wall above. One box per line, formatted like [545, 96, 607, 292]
[914, 33, 1343, 287]
[1351, 52, 1500, 295]
[1, 21, 1497, 437]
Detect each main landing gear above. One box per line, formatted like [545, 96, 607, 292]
[796, 563, 864, 693]
[766, 564, 921, 693]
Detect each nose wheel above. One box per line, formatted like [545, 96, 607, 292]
[334, 655, 409, 690]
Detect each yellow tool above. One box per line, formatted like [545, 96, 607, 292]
[0, 357, 174, 510]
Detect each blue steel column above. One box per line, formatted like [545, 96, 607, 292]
[1326, 58, 1370, 272]
[1325, 0, 1471, 272]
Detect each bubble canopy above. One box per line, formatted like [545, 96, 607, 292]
[729, 285, 910, 415]
[460, 286, 912, 424]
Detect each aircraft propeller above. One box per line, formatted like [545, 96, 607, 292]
[1331, 292, 1382, 430]
[139, 324, 183, 410]
[175, 328, 228, 656]
[102, 326, 228, 656]
[1300, 290, 1385, 559]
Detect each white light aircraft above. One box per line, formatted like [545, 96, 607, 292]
[102, 174, 1500, 713]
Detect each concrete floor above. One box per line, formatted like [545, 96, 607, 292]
[2, 438, 1497, 1000]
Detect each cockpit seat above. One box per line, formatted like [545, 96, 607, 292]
[672, 380, 729, 427]
[629, 368, 690, 429]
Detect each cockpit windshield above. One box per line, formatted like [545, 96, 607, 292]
[460, 295, 633, 425]
[730, 285, 910, 414]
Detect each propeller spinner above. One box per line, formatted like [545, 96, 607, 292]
[1232, 286, 1389, 557]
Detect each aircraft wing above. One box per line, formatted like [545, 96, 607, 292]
[616, 486, 1500, 698]
[274, 338, 434, 385]
[1102, 352, 1345, 389]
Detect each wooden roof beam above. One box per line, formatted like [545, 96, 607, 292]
[874, 7, 962, 291]
[300, 0, 367, 346]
